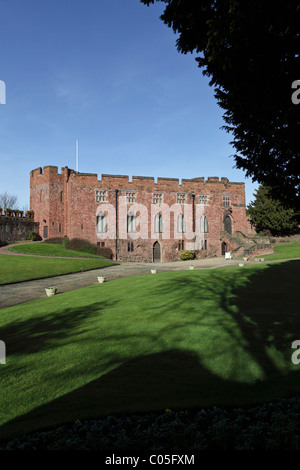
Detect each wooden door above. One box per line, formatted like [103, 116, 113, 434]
[43, 226, 48, 239]
[153, 242, 161, 262]
[221, 241, 227, 255]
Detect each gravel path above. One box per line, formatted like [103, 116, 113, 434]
[0, 242, 298, 309]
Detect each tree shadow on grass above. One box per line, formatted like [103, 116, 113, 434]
[0, 261, 299, 441]
[0, 300, 119, 357]
[148, 260, 300, 382]
[0, 348, 300, 442]
[231, 260, 300, 380]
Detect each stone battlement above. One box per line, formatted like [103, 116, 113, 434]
[0, 208, 34, 219]
[30, 166, 243, 190]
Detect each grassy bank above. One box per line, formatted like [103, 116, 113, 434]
[0, 261, 299, 441]
[0, 254, 115, 284]
[7, 243, 105, 258]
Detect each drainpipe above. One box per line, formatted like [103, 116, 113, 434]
[115, 189, 119, 261]
[192, 194, 195, 233]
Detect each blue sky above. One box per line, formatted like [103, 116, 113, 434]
[0, 0, 258, 209]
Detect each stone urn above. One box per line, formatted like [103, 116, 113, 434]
[97, 275, 106, 283]
[189, 265, 195, 270]
[45, 287, 57, 297]
[151, 269, 157, 274]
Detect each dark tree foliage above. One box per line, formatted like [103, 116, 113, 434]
[247, 185, 299, 236]
[141, 0, 300, 210]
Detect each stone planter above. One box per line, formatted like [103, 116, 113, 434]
[151, 269, 157, 274]
[97, 276, 106, 283]
[189, 265, 195, 270]
[239, 263, 244, 267]
[243, 257, 248, 261]
[45, 287, 57, 297]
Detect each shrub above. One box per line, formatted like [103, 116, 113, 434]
[179, 250, 195, 261]
[3, 395, 300, 450]
[43, 237, 64, 245]
[67, 238, 96, 255]
[62, 237, 70, 249]
[27, 231, 42, 241]
[194, 250, 206, 259]
[96, 247, 113, 260]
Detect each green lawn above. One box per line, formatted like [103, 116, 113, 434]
[256, 242, 300, 260]
[0, 254, 115, 284]
[8, 243, 105, 258]
[0, 260, 299, 441]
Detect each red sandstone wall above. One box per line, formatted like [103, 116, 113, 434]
[30, 166, 65, 238]
[30, 166, 248, 261]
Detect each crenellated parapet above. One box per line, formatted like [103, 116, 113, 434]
[0, 208, 34, 219]
[30, 166, 243, 191]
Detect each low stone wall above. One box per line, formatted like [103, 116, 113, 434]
[244, 244, 274, 258]
[0, 213, 39, 244]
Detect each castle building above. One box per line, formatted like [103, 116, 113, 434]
[30, 165, 249, 262]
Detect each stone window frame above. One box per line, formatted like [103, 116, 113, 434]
[178, 240, 185, 251]
[154, 213, 163, 233]
[126, 192, 136, 203]
[223, 195, 231, 207]
[96, 211, 107, 233]
[128, 241, 134, 252]
[199, 194, 209, 205]
[200, 215, 209, 233]
[95, 190, 108, 202]
[201, 239, 208, 250]
[153, 193, 163, 204]
[177, 193, 186, 204]
[177, 213, 186, 233]
[127, 212, 136, 233]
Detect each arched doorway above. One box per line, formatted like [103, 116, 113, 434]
[221, 241, 227, 255]
[224, 216, 232, 235]
[153, 242, 161, 262]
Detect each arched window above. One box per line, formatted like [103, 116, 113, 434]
[154, 213, 163, 233]
[96, 212, 107, 233]
[177, 213, 186, 233]
[200, 215, 208, 233]
[127, 212, 136, 233]
[224, 215, 232, 235]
